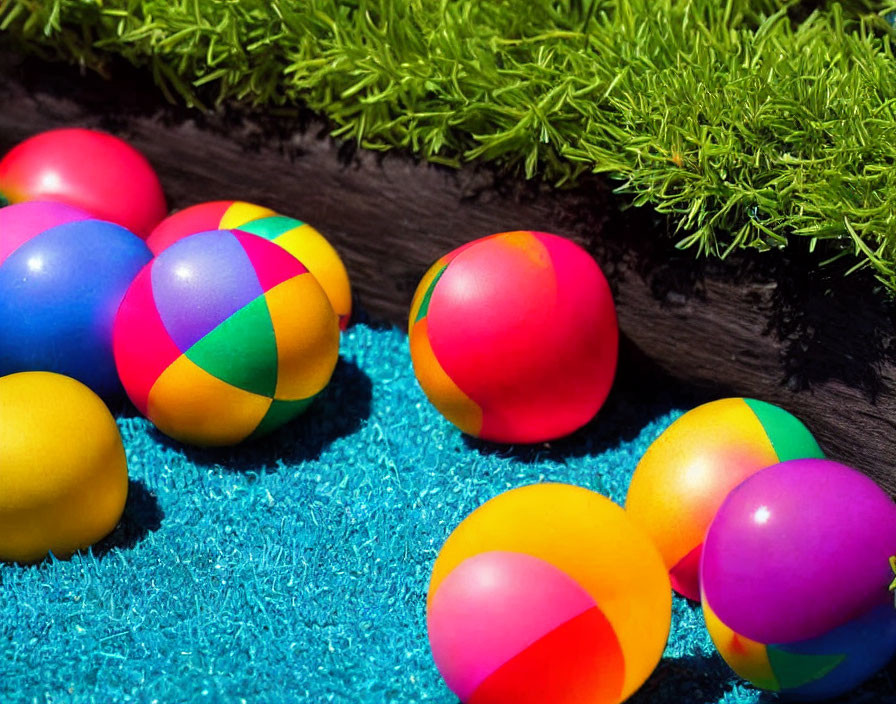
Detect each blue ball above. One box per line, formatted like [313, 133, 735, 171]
[0, 218, 152, 397]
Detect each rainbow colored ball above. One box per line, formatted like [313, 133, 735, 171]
[409, 231, 618, 443]
[113, 229, 340, 446]
[0, 128, 167, 238]
[625, 398, 823, 601]
[428, 483, 671, 704]
[701, 459, 896, 700]
[0, 201, 153, 397]
[147, 200, 352, 329]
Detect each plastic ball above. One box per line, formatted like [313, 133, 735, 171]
[625, 398, 823, 601]
[0, 371, 128, 563]
[409, 231, 618, 443]
[146, 200, 276, 252]
[0, 202, 153, 397]
[114, 229, 340, 446]
[147, 200, 352, 329]
[701, 459, 896, 700]
[0, 128, 167, 237]
[428, 483, 671, 704]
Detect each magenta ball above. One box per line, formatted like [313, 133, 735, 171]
[0, 200, 92, 262]
[701, 458, 896, 700]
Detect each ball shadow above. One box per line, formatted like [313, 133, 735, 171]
[152, 356, 373, 472]
[627, 653, 733, 704]
[92, 478, 164, 558]
[0, 479, 163, 569]
[463, 333, 713, 463]
[753, 662, 896, 704]
[345, 306, 400, 332]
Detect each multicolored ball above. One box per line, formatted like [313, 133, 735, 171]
[147, 200, 352, 329]
[0, 201, 153, 398]
[113, 229, 339, 446]
[428, 483, 671, 704]
[145, 200, 276, 252]
[701, 459, 896, 700]
[409, 231, 618, 443]
[625, 398, 823, 601]
[0, 371, 129, 563]
[0, 128, 167, 237]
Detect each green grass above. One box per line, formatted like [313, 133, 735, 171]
[4, 1, 896, 289]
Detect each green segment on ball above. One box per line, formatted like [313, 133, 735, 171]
[743, 398, 824, 462]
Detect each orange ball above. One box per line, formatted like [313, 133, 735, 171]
[625, 398, 823, 601]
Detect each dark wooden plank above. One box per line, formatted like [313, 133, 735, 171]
[2, 49, 895, 493]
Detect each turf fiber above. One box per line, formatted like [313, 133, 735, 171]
[2, 321, 895, 704]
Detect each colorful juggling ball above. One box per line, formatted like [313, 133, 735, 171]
[0, 371, 128, 563]
[701, 458, 896, 700]
[625, 398, 823, 601]
[147, 200, 352, 328]
[0, 128, 167, 237]
[428, 483, 671, 704]
[113, 229, 340, 446]
[409, 231, 617, 443]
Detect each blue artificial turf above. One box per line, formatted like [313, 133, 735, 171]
[2, 321, 895, 704]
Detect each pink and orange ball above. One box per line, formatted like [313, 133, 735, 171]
[427, 483, 671, 704]
[409, 231, 618, 443]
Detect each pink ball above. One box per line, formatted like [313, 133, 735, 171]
[408, 231, 618, 443]
[0, 128, 167, 238]
[0, 201, 92, 264]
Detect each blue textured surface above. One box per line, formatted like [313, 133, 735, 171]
[2, 322, 895, 703]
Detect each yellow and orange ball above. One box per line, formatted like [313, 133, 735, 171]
[147, 200, 352, 329]
[0, 372, 129, 563]
[409, 232, 618, 443]
[427, 483, 671, 704]
[625, 398, 823, 601]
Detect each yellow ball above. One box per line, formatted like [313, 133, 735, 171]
[0, 372, 129, 563]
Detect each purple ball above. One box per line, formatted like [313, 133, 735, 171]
[702, 458, 896, 644]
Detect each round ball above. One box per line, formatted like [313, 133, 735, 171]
[147, 201, 352, 329]
[0, 203, 153, 398]
[0, 128, 167, 237]
[0, 199, 91, 262]
[114, 229, 340, 446]
[409, 232, 617, 443]
[428, 483, 671, 704]
[701, 459, 896, 700]
[625, 398, 823, 601]
[146, 200, 276, 253]
[0, 371, 128, 563]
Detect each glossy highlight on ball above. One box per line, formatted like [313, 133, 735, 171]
[409, 231, 618, 443]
